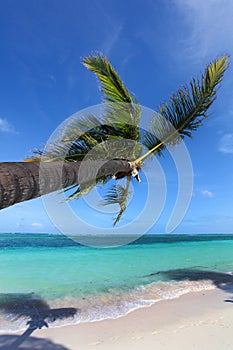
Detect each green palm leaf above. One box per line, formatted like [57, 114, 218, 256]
[64, 181, 97, 200]
[83, 54, 141, 143]
[26, 136, 98, 162]
[102, 177, 131, 225]
[26, 117, 112, 163]
[83, 54, 134, 105]
[25, 54, 229, 225]
[138, 56, 229, 162]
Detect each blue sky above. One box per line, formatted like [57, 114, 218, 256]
[0, 0, 233, 235]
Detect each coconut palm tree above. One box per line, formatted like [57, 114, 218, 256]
[0, 54, 229, 224]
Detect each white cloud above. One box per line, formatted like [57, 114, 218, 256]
[201, 189, 214, 198]
[31, 222, 43, 227]
[219, 133, 233, 154]
[102, 25, 122, 56]
[174, 0, 233, 61]
[0, 118, 17, 134]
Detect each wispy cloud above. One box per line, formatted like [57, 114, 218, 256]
[101, 25, 123, 57]
[174, 0, 233, 61]
[201, 189, 214, 198]
[0, 117, 17, 134]
[219, 133, 233, 154]
[95, 2, 123, 57]
[31, 222, 43, 227]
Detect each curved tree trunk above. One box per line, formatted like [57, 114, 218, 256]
[0, 160, 132, 210]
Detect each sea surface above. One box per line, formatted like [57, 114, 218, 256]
[1, 233, 233, 332]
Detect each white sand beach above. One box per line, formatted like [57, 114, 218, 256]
[2, 287, 231, 350]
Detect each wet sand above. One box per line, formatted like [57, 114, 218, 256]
[18, 287, 233, 349]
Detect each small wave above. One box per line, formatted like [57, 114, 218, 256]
[0, 279, 216, 333]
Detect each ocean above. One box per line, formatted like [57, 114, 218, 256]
[0, 233, 233, 332]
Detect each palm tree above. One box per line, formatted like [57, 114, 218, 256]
[0, 159, 133, 210]
[0, 55, 229, 225]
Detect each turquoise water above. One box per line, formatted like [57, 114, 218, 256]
[1, 233, 233, 331]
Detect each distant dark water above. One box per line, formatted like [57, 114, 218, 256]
[1, 232, 233, 248]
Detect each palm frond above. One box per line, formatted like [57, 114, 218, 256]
[25, 137, 97, 162]
[61, 114, 105, 143]
[65, 181, 97, 200]
[83, 54, 141, 143]
[27, 55, 142, 164]
[25, 113, 106, 162]
[139, 56, 229, 160]
[83, 54, 134, 105]
[102, 177, 131, 225]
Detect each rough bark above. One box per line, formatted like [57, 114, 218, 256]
[0, 160, 132, 210]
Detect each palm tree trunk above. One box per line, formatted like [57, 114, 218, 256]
[0, 160, 132, 210]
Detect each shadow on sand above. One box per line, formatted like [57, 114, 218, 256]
[146, 268, 233, 302]
[0, 293, 78, 350]
[0, 334, 69, 350]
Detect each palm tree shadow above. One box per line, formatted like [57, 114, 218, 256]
[0, 293, 78, 350]
[0, 335, 70, 350]
[144, 268, 233, 303]
[150, 268, 233, 302]
[159, 269, 233, 289]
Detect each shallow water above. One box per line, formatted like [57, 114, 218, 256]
[0, 233, 233, 331]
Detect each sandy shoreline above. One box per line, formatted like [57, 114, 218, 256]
[1, 287, 233, 349]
